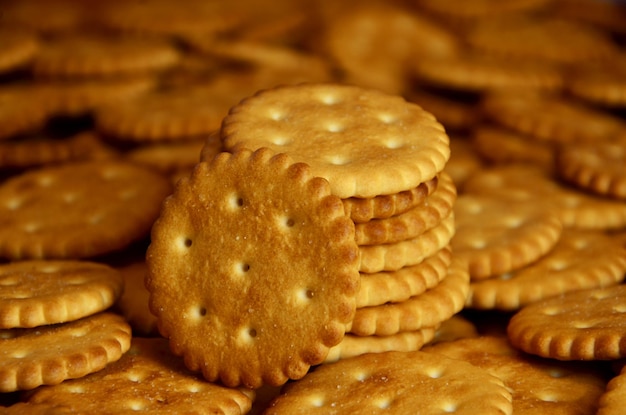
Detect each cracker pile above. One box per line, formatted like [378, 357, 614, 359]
[0, 0, 626, 413]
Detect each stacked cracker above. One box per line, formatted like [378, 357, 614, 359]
[217, 83, 467, 363]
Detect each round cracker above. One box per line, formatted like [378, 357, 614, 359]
[146, 147, 360, 388]
[357, 246, 452, 308]
[114, 260, 158, 336]
[221, 83, 450, 199]
[348, 258, 470, 336]
[468, 229, 626, 311]
[359, 212, 455, 273]
[0, 312, 131, 392]
[452, 193, 563, 280]
[597, 364, 626, 415]
[0, 160, 172, 260]
[265, 350, 513, 414]
[507, 284, 626, 360]
[0, 260, 124, 328]
[325, 328, 437, 363]
[424, 336, 608, 414]
[355, 172, 456, 245]
[27, 337, 253, 415]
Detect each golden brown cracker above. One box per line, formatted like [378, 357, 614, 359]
[468, 229, 626, 311]
[0, 83, 55, 141]
[444, 135, 484, 191]
[221, 83, 450, 199]
[113, 260, 158, 336]
[265, 350, 513, 414]
[124, 138, 207, 176]
[355, 172, 456, 245]
[507, 284, 626, 360]
[342, 177, 438, 224]
[0, 27, 39, 74]
[430, 314, 479, 345]
[325, 328, 437, 363]
[597, 364, 626, 415]
[0, 260, 124, 328]
[464, 164, 626, 230]
[146, 148, 360, 388]
[0, 312, 131, 392]
[359, 212, 455, 273]
[27, 337, 254, 414]
[357, 246, 452, 308]
[452, 193, 563, 280]
[556, 136, 626, 200]
[0, 160, 172, 260]
[481, 91, 626, 144]
[32, 33, 181, 78]
[348, 257, 469, 336]
[425, 336, 608, 415]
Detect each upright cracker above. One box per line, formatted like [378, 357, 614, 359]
[265, 350, 513, 414]
[424, 336, 608, 414]
[355, 172, 456, 245]
[468, 229, 626, 311]
[0, 260, 124, 328]
[342, 176, 438, 224]
[0, 312, 131, 392]
[348, 257, 469, 336]
[0, 160, 172, 260]
[507, 284, 626, 360]
[113, 260, 158, 336]
[359, 213, 455, 273]
[221, 83, 450, 199]
[452, 193, 563, 280]
[27, 337, 254, 415]
[146, 147, 360, 388]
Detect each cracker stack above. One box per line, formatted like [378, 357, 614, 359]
[218, 83, 467, 361]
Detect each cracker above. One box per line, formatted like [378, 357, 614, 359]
[468, 229, 626, 311]
[321, 3, 459, 94]
[465, 15, 619, 64]
[0, 83, 55, 141]
[444, 135, 484, 191]
[265, 350, 513, 414]
[597, 364, 626, 415]
[357, 245, 452, 308]
[407, 88, 480, 132]
[452, 193, 563, 280]
[0, 312, 131, 392]
[146, 147, 360, 388]
[355, 172, 456, 245]
[31, 33, 181, 78]
[0, 0, 89, 34]
[0, 27, 39, 74]
[507, 284, 626, 360]
[416, 0, 550, 21]
[0, 160, 172, 260]
[430, 314, 479, 345]
[325, 328, 437, 363]
[342, 177, 438, 224]
[124, 138, 207, 176]
[0, 260, 124, 329]
[42, 76, 156, 116]
[413, 52, 564, 93]
[26, 337, 254, 414]
[221, 83, 450, 199]
[359, 212, 455, 273]
[471, 125, 554, 171]
[0, 132, 117, 171]
[481, 91, 626, 144]
[424, 336, 608, 414]
[556, 136, 626, 200]
[566, 57, 626, 108]
[113, 260, 158, 336]
[96, 81, 249, 142]
[348, 257, 469, 336]
[464, 164, 626, 230]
